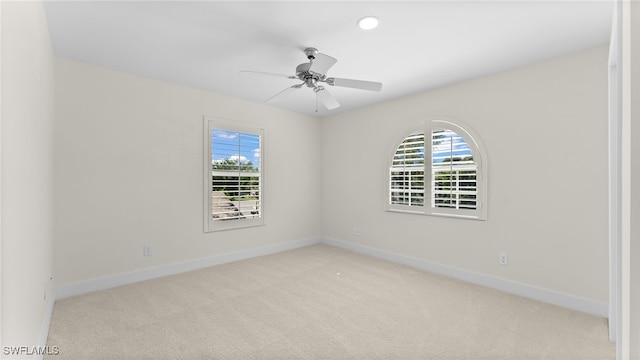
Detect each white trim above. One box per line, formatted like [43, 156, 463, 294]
[54, 236, 607, 318]
[56, 237, 319, 299]
[386, 117, 488, 220]
[321, 237, 608, 318]
[608, 0, 622, 344]
[203, 117, 265, 232]
[0, 0, 4, 351]
[203, 118, 211, 233]
[36, 290, 56, 360]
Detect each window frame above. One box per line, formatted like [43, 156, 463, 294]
[203, 117, 264, 232]
[386, 119, 487, 220]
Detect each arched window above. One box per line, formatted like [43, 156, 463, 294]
[388, 119, 487, 220]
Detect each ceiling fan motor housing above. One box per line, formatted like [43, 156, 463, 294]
[296, 62, 323, 88]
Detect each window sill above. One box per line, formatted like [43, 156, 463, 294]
[385, 208, 486, 221]
[205, 219, 265, 233]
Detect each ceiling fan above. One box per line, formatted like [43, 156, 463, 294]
[240, 47, 382, 111]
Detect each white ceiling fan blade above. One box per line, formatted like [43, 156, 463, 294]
[315, 87, 340, 110]
[265, 83, 303, 103]
[239, 70, 296, 79]
[308, 53, 337, 75]
[326, 77, 382, 92]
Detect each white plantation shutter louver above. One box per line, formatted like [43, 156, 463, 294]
[387, 120, 486, 220]
[204, 118, 264, 232]
[390, 133, 425, 207]
[431, 130, 477, 210]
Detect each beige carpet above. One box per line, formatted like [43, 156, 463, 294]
[46, 244, 614, 359]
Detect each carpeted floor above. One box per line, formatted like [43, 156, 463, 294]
[46, 244, 615, 359]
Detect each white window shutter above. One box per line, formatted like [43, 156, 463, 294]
[204, 118, 264, 232]
[387, 120, 485, 220]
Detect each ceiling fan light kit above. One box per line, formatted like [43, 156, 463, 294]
[241, 47, 383, 112]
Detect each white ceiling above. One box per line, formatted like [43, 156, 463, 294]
[43, 1, 613, 117]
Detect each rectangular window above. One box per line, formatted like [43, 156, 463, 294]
[204, 118, 263, 232]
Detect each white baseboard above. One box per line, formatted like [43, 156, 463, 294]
[36, 288, 56, 359]
[320, 237, 608, 318]
[53, 236, 607, 318]
[55, 237, 320, 300]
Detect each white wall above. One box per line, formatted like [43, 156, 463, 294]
[321, 46, 609, 305]
[632, 0, 640, 354]
[54, 58, 321, 287]
[1, 0, 55, 355]
[54, 46, 611, 317]
[621, 0, 640, 357]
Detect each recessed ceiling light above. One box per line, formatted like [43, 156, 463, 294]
[357, 16, 379, 30]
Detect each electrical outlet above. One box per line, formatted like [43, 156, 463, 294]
[143, 245, 153, 256]
[353, 227, 362, 236]
[499, 253, 509, 265]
